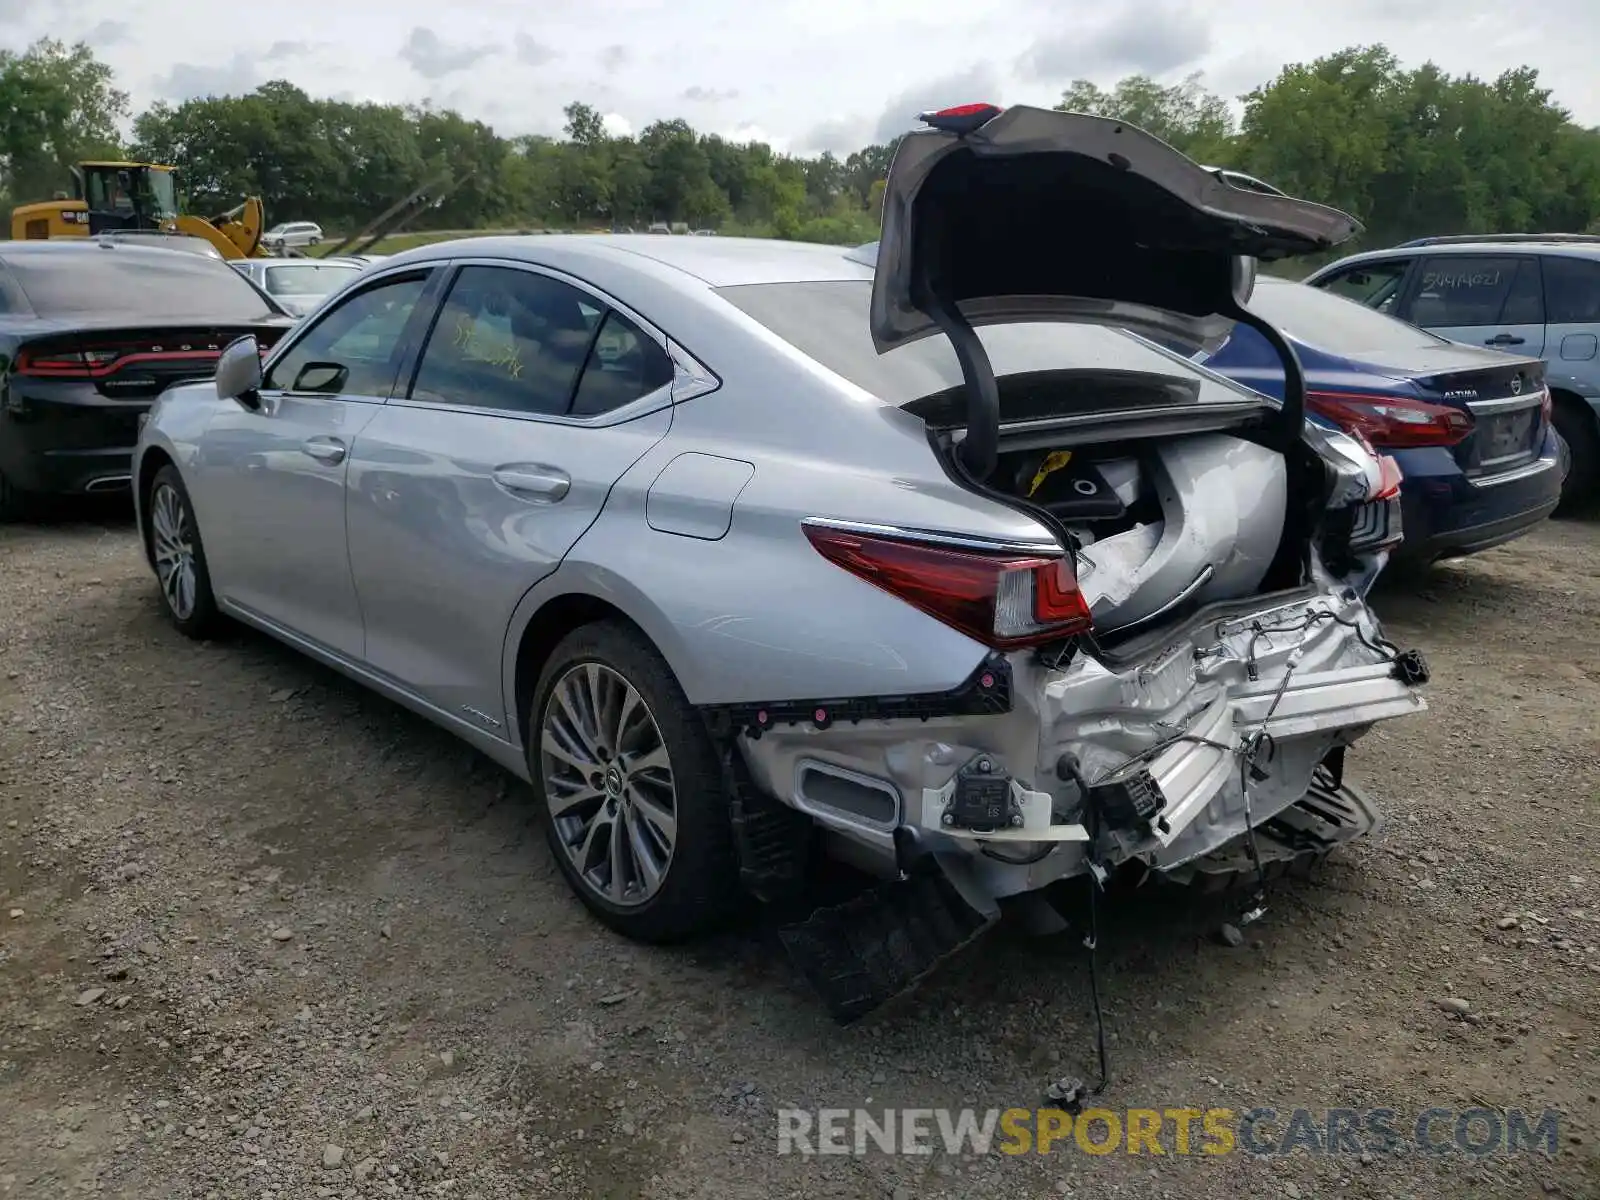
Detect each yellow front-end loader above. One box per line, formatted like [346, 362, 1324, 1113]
[8, 162, 271, 260]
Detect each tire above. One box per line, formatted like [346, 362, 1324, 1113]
[1552, 398, 1600, 515]
[0, 468, 26, 522]
[527, 620, 738, 943]
[146, 465, 222, 639]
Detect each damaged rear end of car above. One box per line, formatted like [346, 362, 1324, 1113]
[704, 106, 1429, 1023]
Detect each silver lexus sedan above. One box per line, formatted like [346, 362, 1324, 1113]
[134, 106, 1428, 1018]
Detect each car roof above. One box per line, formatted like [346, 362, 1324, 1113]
[389, 234, 875, 288]
[1332, 239, 1600, 263]
[0, 239, 215, 267]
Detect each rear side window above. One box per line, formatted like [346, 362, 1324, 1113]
[569, 311, 675, 416]
[0, 247, 281, 321]
[1408, 256, 1522, 327]
[1312, 259, 1412, 314]
[1541, 256, 1600, 324]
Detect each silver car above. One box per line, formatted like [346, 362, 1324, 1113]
[231, 258, 365, 317]
[133, 107, 1428, 1017]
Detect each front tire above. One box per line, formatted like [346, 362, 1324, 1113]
[528, 621, 738, 943]
[147, 465, 221, 639]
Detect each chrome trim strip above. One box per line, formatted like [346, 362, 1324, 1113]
[800, 516, 1060, 556]
[1469, 452, 1559, 489]
[1467, 394, 1543, 416]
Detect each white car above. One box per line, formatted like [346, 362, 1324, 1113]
[229, 257, 364, 317]
[261, 221, 324, 250]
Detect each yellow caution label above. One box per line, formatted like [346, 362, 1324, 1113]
[1027, 450, 1074, 498]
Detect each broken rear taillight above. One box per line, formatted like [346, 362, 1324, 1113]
[803, 523, 1092, 649]
[1307, 391, 1472, 449]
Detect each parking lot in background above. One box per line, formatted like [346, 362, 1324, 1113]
[0, 508, 1595, 1199]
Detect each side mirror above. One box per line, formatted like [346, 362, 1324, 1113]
[216, 335, 263, 409]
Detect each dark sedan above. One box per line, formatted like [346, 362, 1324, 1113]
[0, 240, 296, 518]
[1199, 276, 1565, 569]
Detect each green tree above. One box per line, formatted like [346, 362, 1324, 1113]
[1056, 73, 1234, 162]
[0, 38, 128, 207]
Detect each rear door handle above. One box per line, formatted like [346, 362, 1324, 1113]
[492, 464, 570, 502]
[301, 436, 347, 465]
[1485, 333, 1525, 346]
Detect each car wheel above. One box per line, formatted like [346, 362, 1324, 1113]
[1552, 399, 1600, 514]
[528, 621, 738, 943]
[0, 468, 26, 522]
[147, 465, 221, 638]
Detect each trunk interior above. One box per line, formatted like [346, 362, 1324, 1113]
[913, 369, 1331, 640]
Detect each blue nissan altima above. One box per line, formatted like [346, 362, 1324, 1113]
[1200, 276, 1567, 569]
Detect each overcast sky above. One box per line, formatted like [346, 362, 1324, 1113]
[5, 0, 1598, 155]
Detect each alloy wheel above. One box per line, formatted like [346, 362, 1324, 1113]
[539, 663, 678, 907]
[150, 482, 198, 621]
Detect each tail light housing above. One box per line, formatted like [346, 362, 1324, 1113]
[803, 522, 1092, 649]
[1307, 390, 1472, 449]
[1374, 454, 1403, 501]
[15, 340, 224, 380]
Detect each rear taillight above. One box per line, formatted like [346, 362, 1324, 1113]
[1307, 391, 1473, 449]
[15, 341, 224, 379]
[803, 523, 1092, 649]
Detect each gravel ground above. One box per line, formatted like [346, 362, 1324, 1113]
[1, 508, 1597, 1200]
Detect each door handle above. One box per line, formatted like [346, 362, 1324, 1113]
[1485, 333, 1525, 346]
[301, 436, 347, 465]
[492, 464, 570, 502]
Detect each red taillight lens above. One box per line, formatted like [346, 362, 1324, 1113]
[15, 347, 109, 378]
[803, 524, 1092, 649]
[1307, 391, 1473, 449]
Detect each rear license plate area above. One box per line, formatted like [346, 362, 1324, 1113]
[1480, 408, 1537, 465]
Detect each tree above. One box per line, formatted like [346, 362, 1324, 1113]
[0, 38, 128, 207]
[1055, 73, 1233, 162]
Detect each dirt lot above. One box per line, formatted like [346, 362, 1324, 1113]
[1, 509, 1597, 1200]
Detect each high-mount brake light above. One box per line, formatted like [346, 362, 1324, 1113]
[1306, 390, 1473, 450]
[803, 523, 1092, 649]
[919, 103, 1003, 135]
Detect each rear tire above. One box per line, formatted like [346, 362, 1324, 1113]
[147, 465, 222, 639]
[1552, 398, 1600, 515]
[0, 469, 26, 522]
[527, 620, 738, 943]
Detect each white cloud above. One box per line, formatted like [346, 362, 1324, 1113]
[600, 111, 634, 138]
[2, 0, 1597, 151]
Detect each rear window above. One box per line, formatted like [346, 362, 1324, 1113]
[1247, 278, 1447, 355]
[0, 247, 282, 321]
[716, 279, 1237, 405]
[263, 263, 360, 298]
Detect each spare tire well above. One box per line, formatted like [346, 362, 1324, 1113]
[512, 595, 650, 736]
[135, 448, 175, 569]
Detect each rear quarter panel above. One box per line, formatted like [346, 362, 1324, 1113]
[500, 290, 1054, 723]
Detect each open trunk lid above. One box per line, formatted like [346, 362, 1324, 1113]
[871, 105, 1361, 354]
[869, 104, 1361, 478]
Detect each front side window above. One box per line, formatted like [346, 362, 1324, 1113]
[1408, 256, 1521, 327]
[264, 272, 431, 396]
[408, 266, 604, 416]
[1313, 259, 1412, 314]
